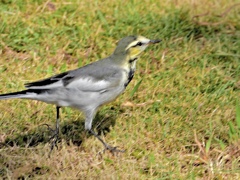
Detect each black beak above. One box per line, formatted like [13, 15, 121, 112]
[149, 39, 161, 44]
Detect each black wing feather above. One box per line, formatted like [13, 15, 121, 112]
[24, 71, 70, 88]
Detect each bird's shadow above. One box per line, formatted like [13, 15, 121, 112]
[0, 107, 118, 149]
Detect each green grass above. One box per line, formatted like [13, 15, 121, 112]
[0, 0, 240, 179]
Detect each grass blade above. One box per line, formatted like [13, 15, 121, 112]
[228, 121, 236, 139]
[130, 79, 143, 98]
[236, 100, 240, 129]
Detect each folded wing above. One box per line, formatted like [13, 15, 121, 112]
[24, 64, 122, 93]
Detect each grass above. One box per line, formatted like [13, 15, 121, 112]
[0, 0, 239, 179]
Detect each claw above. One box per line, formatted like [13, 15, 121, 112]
[41, 123, 59, 157]
[89, 129, 125, 155]
[41, 123, 55, 133]
[48, 129, 59, 157]
[104, 145, 125, 154]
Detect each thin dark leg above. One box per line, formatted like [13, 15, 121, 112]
[89, 129, 125, 153]
[49, 106, 61, 156]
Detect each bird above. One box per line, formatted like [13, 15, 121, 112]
[0, 35, 161, 153]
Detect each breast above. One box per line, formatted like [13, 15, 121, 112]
[124, 68, 135, 87]
[123, 58, 137, 88]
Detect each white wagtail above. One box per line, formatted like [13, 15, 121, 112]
[0, 35, 160, 153]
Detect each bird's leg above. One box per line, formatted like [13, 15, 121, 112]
[89, 129, 125, 154]
[48, 106, 61, 155]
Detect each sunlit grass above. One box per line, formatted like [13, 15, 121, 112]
[0, 0, 239, 179]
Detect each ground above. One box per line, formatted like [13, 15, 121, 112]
[0, 0, 240, 179]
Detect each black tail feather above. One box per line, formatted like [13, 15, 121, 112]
[0, 89, 45, 100]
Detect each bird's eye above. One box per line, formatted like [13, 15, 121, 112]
[132, 42, 143, 47]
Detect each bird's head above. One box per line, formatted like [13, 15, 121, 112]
[112, 35, 161, 62]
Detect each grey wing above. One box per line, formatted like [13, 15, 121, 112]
[25, 64, 123, 92]
[66, 66, 123, 92]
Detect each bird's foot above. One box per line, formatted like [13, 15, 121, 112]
[104, 144, 125, 154]
[89, 129, 125, 155]
[41, 124, 59, 156]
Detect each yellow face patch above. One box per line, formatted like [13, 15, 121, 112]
[128, 47, 142, 59]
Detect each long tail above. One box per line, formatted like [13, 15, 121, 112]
[0, 89, 44, 100]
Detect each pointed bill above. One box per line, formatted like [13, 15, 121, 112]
[149, 39, 161, 44]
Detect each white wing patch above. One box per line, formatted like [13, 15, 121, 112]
[66, 77, 111, 92]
